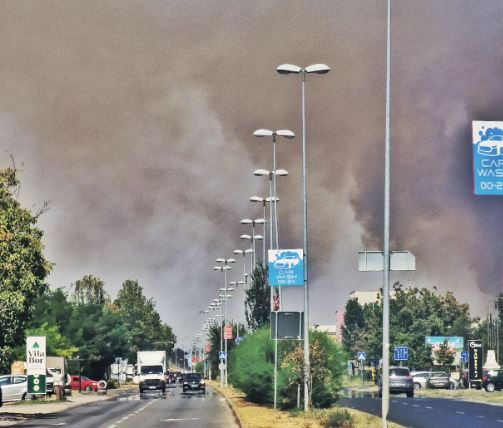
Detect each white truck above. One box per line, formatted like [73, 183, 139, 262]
[137, 351, 166, 393]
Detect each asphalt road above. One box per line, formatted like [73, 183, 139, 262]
[13, 384, 238, 428]
[339, 394, 503, 428]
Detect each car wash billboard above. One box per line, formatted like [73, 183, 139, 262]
[268, 249, 304, 286]
[472, 121, 503, 195]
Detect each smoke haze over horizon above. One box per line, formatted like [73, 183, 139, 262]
[1, 0, 502, 341]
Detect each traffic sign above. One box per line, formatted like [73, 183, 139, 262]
[357, 351, 366, 361]
[218, 362, 226, 371]
[235, 336, 242, 345]
[268, 249, 304, 286]
[219, 351, 226, 360]
[224, 324, 233, 340]
[460, 350, 468, 362]
[394, 346, 409, 361]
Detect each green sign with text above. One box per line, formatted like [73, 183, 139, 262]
[28, 374, 46, 394]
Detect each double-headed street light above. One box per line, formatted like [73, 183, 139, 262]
[240, 234, 263, 271]
[253, 129, 294, 251]
[240, 218, 266, 265]
[249, 196, 279, 261]
[277, 62, 330, 411]
[215, 258, 235, 386]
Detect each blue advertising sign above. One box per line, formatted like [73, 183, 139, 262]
[472, 121, 503, 195]
[394, 346, 409, 361]
[268, 249, 304, 286]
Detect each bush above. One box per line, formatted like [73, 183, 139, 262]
[106, 379, 119, 389]
[323, 409, 353, 427]
[228, 327, 347, 409]
[228, 327, 274, 404]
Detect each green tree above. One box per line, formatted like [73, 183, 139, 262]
[114, 279, 175, 360]
[71, 275, 108, 305]
[0, 167, 52, 371]
[245, 263, 270, 331]
[341, 298, 366, 356]
[434, 339, 456, 372]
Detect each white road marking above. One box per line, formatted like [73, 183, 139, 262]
[106, 425, 117, 428]
[412, 404, 420, 407]
[497, 419, 503, 423]
[160, 418, 201, 422]
[401, 402, 408, 405]
[425, 406, 433, 409]
[476, 415, 486, 419]
[456, 411, 465, 415]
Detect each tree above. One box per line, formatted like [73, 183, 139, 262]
[0, 167, 52, 372]
[114, 279, 175, 360]
[71, 275, 108, 305]
[433, 339, 455, 372]
[245, 262, 270, 331]
[341, 298, 366, 356]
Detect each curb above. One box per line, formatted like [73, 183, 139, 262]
[209, 385, 244, 428]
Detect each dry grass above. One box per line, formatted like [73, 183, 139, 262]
[208, 381, 403, 428]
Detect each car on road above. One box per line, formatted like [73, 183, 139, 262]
[378, 367, 414, 398]
[70, 375, 98, 392]
[426, 371, 450, 389]
[482, 369, 503, 392]
[182, 373, 205, 393]
[0, 375, 31, 402]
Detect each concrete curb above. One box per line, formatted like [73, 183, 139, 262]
[209, 385, 244, 428]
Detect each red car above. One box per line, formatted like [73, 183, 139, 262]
[70, 375, 98, 392]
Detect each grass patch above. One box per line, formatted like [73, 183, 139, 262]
[208, 381, 404, 428]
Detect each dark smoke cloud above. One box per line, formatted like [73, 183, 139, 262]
[0, 0, 501, 339]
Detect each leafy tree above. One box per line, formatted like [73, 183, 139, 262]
[245, 263, 270, 331]
[0, 167, 52, 371]
[114, 279, 175, 361]
[434, 339, 455, 371]
[71, 275, 108, 305]
[341, 284, 474, 370]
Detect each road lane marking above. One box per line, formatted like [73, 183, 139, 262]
[476, 416, 486, 419]
[425, 406, 433, 409]
[412, 404, 420, 407]
[456, 411, 465, 415]
[160, 418, 201, 422]
[497, 419, 503, 423]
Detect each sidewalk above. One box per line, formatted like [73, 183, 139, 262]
[0, 386, 136, 426]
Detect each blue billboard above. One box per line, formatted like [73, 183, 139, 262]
[472, 121, 503, 195]
[268, 249, 304, 286]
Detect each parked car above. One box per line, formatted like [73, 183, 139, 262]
[378, 367, 414, 398]
[411, 371, 430, 390]
[182, 373, 205, 393]
[70, 375, 98, 392]
[482, 369, 503, 392]
[426, 371, 450, 389]
[0, 375, 31, 402]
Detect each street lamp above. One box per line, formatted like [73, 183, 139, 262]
[240, 235, 263, 271]
[277, 62, 330, 411]
[253, 129, 294, 251]
[215, 259, 235, 386]
[250, 196, 279, 262]
[240, 218, 266, 265]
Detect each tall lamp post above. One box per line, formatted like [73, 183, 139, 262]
[253, 129, 295, 250]
[277, 62, 330, 411]
[249, 196, 278, 261]
[240, 218, 266, 264]
[216, 258, 235, 386]
[240, 234, 263, 270]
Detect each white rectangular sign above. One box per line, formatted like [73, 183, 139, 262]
[26, 336, 46, 375]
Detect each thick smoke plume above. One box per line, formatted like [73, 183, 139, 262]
[0, 1, 501, 338]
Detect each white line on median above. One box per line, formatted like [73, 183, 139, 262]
[456, 411, 465, 415]
[425, 406, 433, 409]
[497, 419, 503, 423]
[476, 416, 486, 419]
[160, 418, 200, 422]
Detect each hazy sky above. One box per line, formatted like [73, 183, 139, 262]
[1, 0, 502, 343]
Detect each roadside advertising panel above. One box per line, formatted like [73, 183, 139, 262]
[425, 336, 464, 365]
[472, 121, 503, 195]
[468, 339, 483, 384]
[26, 336, 46, 394]
[268, 249, 304, 286]
[224, 324, 233, 340]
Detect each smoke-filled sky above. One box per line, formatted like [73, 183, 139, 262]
[1, 0, 502, 343]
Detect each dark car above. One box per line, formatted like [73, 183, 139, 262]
[379, 367, 414, 398]
[426, 371, 450, 389]
[182, 373, 205, 393]
[482, 369, 503, 392]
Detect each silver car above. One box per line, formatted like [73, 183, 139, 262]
[0, 375, 30, 402]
